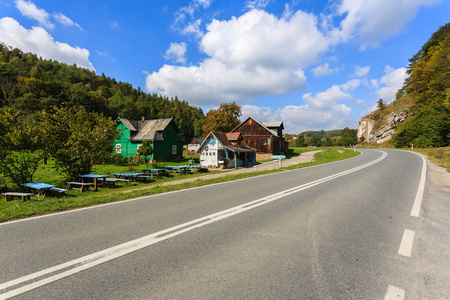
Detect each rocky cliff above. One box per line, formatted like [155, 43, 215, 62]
[357, 110, 409, 144]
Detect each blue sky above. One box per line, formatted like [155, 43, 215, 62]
[1, 0, 449, 134]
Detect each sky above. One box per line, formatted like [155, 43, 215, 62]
[0, 0, 449, 134]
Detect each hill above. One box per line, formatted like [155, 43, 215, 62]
[0, 44, 205, 141]
[358, 23, 450, 147]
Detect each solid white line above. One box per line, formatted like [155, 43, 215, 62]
[0, 151, 387, 299]
[384, 285, 405, 300]
[398, 229, 415, 257]
[410, 153, 427, 217]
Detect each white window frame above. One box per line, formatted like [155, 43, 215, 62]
[116, 144, 121, 154]
[172, 145, 177, 155]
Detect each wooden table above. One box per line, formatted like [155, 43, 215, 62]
[79, 174, 109, 191]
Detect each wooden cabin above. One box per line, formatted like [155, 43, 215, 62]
[231, 117, 288, 155]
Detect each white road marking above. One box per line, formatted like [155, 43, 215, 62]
[398, 229, 415, 257]
[384, 285, 405, 300]
[410, 153, 427, 217]
[0, 151, 387, 299]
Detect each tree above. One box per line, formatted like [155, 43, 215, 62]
[202, 102, 241, 135]
[309, 135, 321, 147]
[340, 127, 358, 146]
[39, 105, 118, 181]
[137, 140, 154, 168]
[0, 107, 42, 188]
[377, 98, 386, 110]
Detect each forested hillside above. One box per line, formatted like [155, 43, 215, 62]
[0, 44, 205, 141]
[391, 23, 450, 147]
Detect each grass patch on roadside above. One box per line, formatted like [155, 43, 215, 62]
[0, 149, 359, 223]
[414, 147, 450, 171]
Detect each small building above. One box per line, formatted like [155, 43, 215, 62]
[231, 117, 288, 155]
[187, 137, 204, 152]
[197, 131, 256, 168]
[115, 117, 184, 161]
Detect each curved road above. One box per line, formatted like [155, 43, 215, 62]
[0, 149, 447, 299]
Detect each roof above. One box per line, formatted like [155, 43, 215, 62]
[189, 137, 204, 145]
[197, 131, 255, 153]
[118, 118, 175, 142]
[231, 117, 280, 138]
[262, 121, 284, 129]
[225, 132, 241, 141]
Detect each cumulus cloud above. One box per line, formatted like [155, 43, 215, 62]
[0, 17, 94, 71]
[373, 65, 407, 103]
[337, 0, 440, 49]
[311, 63, 339, 77]
[164, 42, 187, 64]
[147, 9, 330, 105]
[53, 12, 83, 31]
[355, 65, 370, 77]
[15, 0, 54, 29]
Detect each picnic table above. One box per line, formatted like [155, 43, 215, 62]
[110, 172, 151, 182]
[21, 182, 67, 197]
[141, 168, 168, 176]
[165, 165, 202, 174]
[79, 174, 109, 191]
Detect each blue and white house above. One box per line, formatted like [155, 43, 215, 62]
[197, 131, 256, 169]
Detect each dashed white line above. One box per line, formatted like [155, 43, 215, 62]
[384, 285, 405, 300]
[398, 229, 416, 257]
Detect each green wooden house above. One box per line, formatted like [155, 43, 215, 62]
[115, 117, 184, 160]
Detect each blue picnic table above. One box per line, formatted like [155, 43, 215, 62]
[141, 168, 168, 176]
[110, 172, 148, 182]
[80, 174, 109, 191]
[21, 182, 67, 197]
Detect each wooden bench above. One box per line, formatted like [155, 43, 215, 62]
[105, 178, 131, 187]
[138, 174, 153, 182]
[67, 182, 94, 192]
[48, 187, 68, 197]
[2, 192, 35, 202]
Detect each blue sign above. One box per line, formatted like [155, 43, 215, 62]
[272, 155, 286, 159]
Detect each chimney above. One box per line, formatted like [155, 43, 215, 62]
[141, 116, 145, 122]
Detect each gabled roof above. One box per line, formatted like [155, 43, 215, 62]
[197, 131, 255, 153]
[262, 121, 284, 130]
[225, 132, 241, 141]
[188, 137, 204, 145]
[231, 117, 280, 137]
[118, 118, 175, 142]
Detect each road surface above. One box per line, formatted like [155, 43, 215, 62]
[0, 149, 448, 299]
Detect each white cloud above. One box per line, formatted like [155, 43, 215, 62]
[311, 63, 339, 78]
[147, 9, 330, 106]
[96, 50, 107, 56]
[146, 58, 306, 106]
[164, 42, 187, 65]
[373, 65, 407, 103]
[15, 0, 54, 29]
[0, 17, 94, 71]
[245, 0, 273, 10]
[53, 13, 83, 31]
[337, 0, 440, 49]
[241, 105, 274, 122]
[355, 65, 370, 77]
[110, 21, 119, 28]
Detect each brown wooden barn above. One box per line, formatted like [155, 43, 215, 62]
[231, 117, 289, 155]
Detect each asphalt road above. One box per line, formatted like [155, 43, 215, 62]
[0, 149, 447, 299]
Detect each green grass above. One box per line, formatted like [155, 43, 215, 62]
[0, 149, 359, 223]
[414, 147, 450, 172]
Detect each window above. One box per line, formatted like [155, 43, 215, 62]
[172, 145, 177, 154]
[116, 144, 121, 154]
